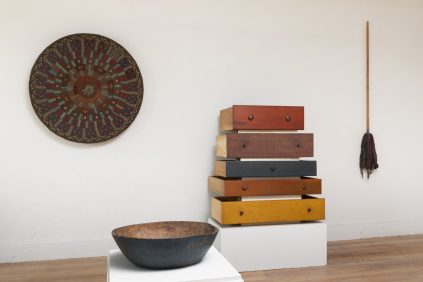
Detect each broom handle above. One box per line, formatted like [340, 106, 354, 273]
[366, 21, 370, 132]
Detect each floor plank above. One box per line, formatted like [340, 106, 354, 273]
[0, 257, 106, 282]
[1, 235, 423, 282]
[242, 235, 423, 281]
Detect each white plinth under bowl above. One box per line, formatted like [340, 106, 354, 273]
[108, 246, 243, 282]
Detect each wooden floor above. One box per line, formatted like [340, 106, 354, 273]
[1, 235, 423, 282]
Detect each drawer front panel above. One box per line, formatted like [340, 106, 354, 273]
[211, 197, 325, 225]
[208, 176, 322, 196]
[231, 105, 304, 130]
[215, 160, 317, 177]
[218, 133, 313, 158]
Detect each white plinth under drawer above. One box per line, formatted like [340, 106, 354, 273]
[107, 246, 243, 282]
[209, 218, 327, 272]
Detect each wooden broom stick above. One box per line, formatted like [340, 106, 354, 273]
[366, 21, 370, 132]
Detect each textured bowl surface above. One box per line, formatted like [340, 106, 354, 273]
[112, 221, 218, 269]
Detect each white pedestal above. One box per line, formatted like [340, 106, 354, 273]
[107, 246, 243, 282]
[209, 218, 327, 272]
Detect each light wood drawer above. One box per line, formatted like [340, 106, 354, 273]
[215, 160, 317, 178]
[211, 196, 325, 225]
[208, 176, 321, 196]
[216, 133, 313, 158]
[220, 105, 304, 131]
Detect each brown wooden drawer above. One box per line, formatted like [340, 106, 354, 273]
[220, 105, 304, 131]
[208, 176, 321, 196]
[216, 133, 313, 158]
[211, 195, 325, 225]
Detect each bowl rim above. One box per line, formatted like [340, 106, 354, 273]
[111, 221, 219, 240]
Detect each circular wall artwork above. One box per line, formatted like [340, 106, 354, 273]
[29, 33, 143, 143]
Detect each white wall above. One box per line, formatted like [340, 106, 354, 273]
[1, 0, 423, 262]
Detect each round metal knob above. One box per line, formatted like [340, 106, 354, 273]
[242, 144, 247, 148]
[248, 114, 254, 121]
[239, 211, 244, 216]
[285, 114, 292, 121]
[296, 144, 300, 148]
[270, 167, 276, 172]
[307, 208, 312, 213]
[242, 185, 248, 191]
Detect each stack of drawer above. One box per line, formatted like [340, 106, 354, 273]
[209, 105, 325, 225]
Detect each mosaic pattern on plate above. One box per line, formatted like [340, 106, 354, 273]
[29, 33, 143, 143]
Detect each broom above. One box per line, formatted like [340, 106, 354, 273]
[360, 21, 379, 178]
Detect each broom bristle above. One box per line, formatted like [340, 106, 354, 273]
[360, 132, 379, 178]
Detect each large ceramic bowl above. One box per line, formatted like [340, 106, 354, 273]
[112, 221, 219, 269]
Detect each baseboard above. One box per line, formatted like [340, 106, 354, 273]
[328, 219, 423, 241]
[0, 238, 116, 263]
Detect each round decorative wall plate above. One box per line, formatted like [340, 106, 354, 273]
[29, 33, 143, 143]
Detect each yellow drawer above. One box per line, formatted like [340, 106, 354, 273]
[211, 195, 325, 225]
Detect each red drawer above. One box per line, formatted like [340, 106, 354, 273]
[220, 105, 304, 131]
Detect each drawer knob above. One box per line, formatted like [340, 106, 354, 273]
[239, 211, 244, 216]
[248, 114, 254, 121]
[242, 185, 248, 191]
[301, 184, 307, 190]
[242, 143, 247, 148]
[296, 143, 300, 148]
[307, 208, 312, 213]
[285, 114, 292, 121]
[270, 167, 276, 172]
